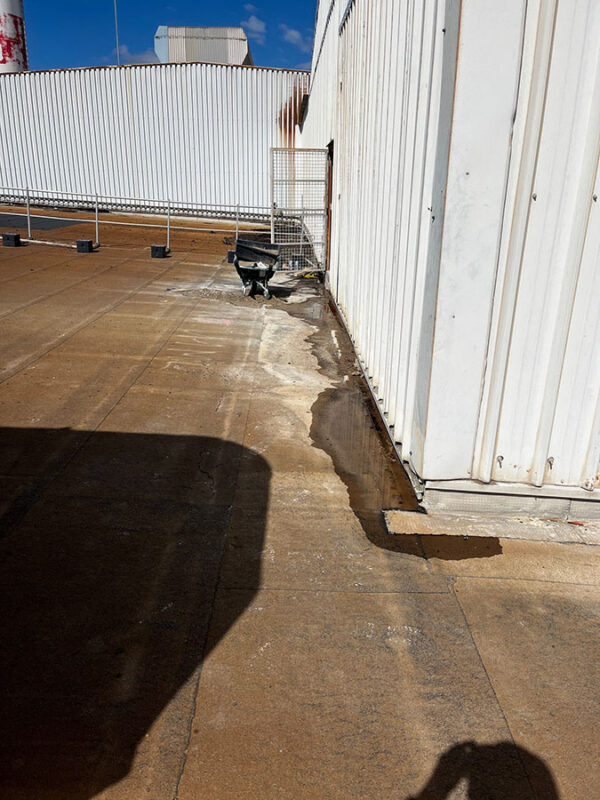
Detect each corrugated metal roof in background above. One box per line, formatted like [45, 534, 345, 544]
[0, 62, 309, 208]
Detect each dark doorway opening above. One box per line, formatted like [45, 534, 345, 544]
[326, 140, 334, 271]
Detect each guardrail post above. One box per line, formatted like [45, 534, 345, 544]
[95, 194, 99, 247]
[270, 202, 275, 244]
[166, 198, 171, 252]
[299, 196, 305, 266]
[26, 187, 32, 239]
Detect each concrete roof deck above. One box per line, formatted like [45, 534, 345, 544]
[0, 223, 598, 798]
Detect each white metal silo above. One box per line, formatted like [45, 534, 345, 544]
[0, 0, 27, 73]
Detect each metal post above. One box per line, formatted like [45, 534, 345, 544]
[113, 0, 121, 65]
[26, 187, 31, 239]
[299, 193, 305, 267]
[270, 202, 275, 245]
[235, 204, 239, 241]
[95, 194, 99, 247]
[166, 199, 171, 252]
[270, 148, 275, 244]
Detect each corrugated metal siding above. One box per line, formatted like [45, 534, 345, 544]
[0, 62, 309, 210]
[301, 0, 600, 500]
[420, 0, 528, 481]
[472, 0, 600, 491]
[164, 27, 250, 66]
[301, 0, 455, 478]
[310, 0, 337, 76]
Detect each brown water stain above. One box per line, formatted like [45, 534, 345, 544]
[174, 266, 424, 552]
[180, 273, 499, 563]
[276, 290, 420, 546]
[420, 534, 503, 561]
[272, 292, 503, 562]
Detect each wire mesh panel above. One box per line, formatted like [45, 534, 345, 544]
[270, 148, 329, 269]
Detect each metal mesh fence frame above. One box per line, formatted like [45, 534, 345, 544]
[0, 170, 329, 269]
[0, 187, 271, 222]
[270, 148, 329, 269]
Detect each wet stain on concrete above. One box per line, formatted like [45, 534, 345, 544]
[191, 285, 293, 304]
[276, 289, 420, 545]
[420, 534, 503, 561]
[309, 382, 419, 532]
[174, 271, 502, 564]
[268, 289, 506, 563]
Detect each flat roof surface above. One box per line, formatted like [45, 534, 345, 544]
[0, 221, 597, 798]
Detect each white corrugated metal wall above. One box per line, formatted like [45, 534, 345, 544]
[301, 0, 600, 508]
[0, 62, 309, 209]
[300, 0, 457, 486]
[470, 0, 600, 493]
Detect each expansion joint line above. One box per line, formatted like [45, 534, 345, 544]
[449, 583, 538, 798]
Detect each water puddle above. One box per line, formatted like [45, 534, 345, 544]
[284, 291, 420, 545]
[310, 379, 419, 543]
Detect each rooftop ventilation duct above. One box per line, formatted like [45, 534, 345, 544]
[154, 26, 253, 66]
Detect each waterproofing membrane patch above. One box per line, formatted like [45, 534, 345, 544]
[0, 213, 83, 232]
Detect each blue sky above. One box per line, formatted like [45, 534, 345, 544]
[24, 1, 316, 72]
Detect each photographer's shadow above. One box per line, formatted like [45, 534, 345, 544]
[407, 740, 560, 799]
[0, 428, 269, 798]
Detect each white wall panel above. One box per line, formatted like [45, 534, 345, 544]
[421, 0, 527, 479]
[301, 0, 455, 480]
[302, 0, 600, 506]
[475, 0, 600, 491]
[0, 62, 309, 210]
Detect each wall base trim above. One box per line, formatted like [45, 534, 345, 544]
[423, 480, 600, 520]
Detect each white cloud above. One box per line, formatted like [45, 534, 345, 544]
[241, 14, 266, 46]
[243, 3, 257, 11]
[279, 24, 312, 53]
[114, 44, 159, 65]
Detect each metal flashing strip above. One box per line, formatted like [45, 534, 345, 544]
[339, 0, 356, 35]
[422, 490, 600, 521]
[422, 479, 600, 522]
[425, 479, 600, 502]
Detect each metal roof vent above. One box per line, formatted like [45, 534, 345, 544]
[154, 26, 253, 66]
